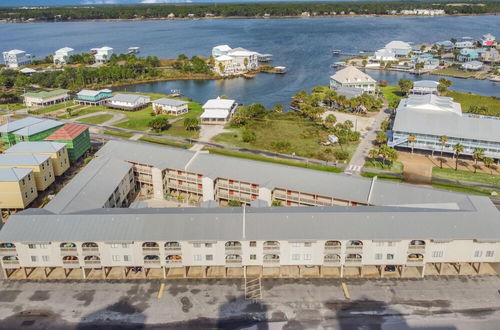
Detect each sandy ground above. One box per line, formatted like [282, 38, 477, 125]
[190, 125, 229, 151]
[321, 110, 374, 133]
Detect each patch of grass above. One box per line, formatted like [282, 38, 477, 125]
[361, 171, 403, 182]
[213, 112, 358, 162]
[103, 129, 134, 138]
[162, 101, 203, 139]
[431, 67, 477, 78]
[431, 181, 499, 196]
[445, 91, 500, 117]
[28, 101, 75, 115]
[207, 148, 343, 173]
[364, 160, 404, 174]
[0, 103, 26, 111]
[432, 167, 500, 187]
[380, 85, 403, 106]
[77, 113, 114, 125]
[139, 135, 192, 149]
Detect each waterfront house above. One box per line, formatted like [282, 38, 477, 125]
[23, 89, 70, 107]
[481, 49, 500, 64]
[107, 94, 150, 111]
[227, 47, 259, 71]
[383, 41, 412, 58]
[411, 54, 439, 70]
[0, 117, 44, 148]
[211, 45, 259, 73]
[76, 89, 113, 105]
[152, 98, 188, 116]
[454, 37, 475, 49]
[20, 68, 37, 75]
[212, 45, 232, 57]
[92, 46, 113, 63]
[373, 48, 396, 62]
[458, 49, 480, 62]
[2, 50, 31, 68]
[389, 94, 500, 160]
[480, 33, 496, 47]
[0, 153, 55, 191]
[5, 141, 70, 176]
[0, 167, 37, 210]
[12, 119, 64, 143]
[53, 47, 74, 65]
[436, 40, 454, 51]
[200, 97, 237, 124]
[45, 123, 91, 162]
[330, 66, 376, 95]
[410, 80, 439, 95]
[214, 55, 237, 75]
[461, 61, 483, 71]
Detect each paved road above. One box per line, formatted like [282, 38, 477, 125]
[346, 103, 391, 176]
[0, 276, 499, 329]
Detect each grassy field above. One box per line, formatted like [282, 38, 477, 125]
[432, 181, 499, 196]
[138, 135, 192, 149]
[432, 167, 500, 187]
[103, 129, 134, 138]
[77, 113, 114, 125]
[431, 67, 478, 79]
[207, 148, 343, 173]
[161, 102, 203, 139]
[28, 101, 75, 115]
[213, 112, 358, 162]
[360, 171, 403, 182]
[364, 160, 404, 173]
[380, 85, 403, 106]
[0, 103, 26, 111]
[445, 91, 500, 117]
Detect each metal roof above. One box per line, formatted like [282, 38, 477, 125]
[0, 117, 44, 133]
[13, 119, 63, 137]
[109, 94, 150, 104]
[330, 66, 376, 84]
[202, 97, 235, 110]
[0, 167, 32, 182]
[153, 98, 188, 107]
[1, 196, 499, 242]
[5, 141, 66, 153]
[413, 80, 439, 88]
[23, 89, 69, 99]
[0, 153, 50, 166]
[76, 89, 112, 97]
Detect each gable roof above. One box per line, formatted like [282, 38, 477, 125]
[109, 94, 149, 104]
[45, 123, 88, 141]
[0, 117, 44, 133]
[0, 153, 50, 166]
[413, 80, 439, 88]
[152, 98, 188, 107]
[330, 66, 376, 84]
[23, 89, 69, 99]
[0, 167, 32, 182]
[13, 119, 63, 137]
[202, 97, 235, 110]
[76, 89, 112, 97]
[5, 141, 66, 154]
[385, 40, 411, 50]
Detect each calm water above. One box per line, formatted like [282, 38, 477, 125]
[1, 16, 499, 107]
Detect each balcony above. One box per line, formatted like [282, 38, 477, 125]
[263, 241, 280, 252]
[165, 246, 181, 252]
[168, 183, 202, 194]
[2, 260, 20, 268]
[344, 257, 362, 265]
[408, 240, 426, 252]
[60, 247, 77, 255]
[165, 260, 183, 267]
[0, 248, 17, 256]
[168, 173, 202, 183]
[217, 182, 258, 194]
[81, 247, 99, 254]
[62, 259, 80, 268]
[324, 259, 341, 266]
[84, 260, 101, 267]
[263, 259, 280, 265]
[325, 241, 341, 252]
[142, 247, 160, 254]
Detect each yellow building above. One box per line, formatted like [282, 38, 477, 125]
[0, 154, 55, 191]
[0, 167, 38, 210]
[5, 142, 70, 176]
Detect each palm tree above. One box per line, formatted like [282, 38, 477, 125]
[483, 157, 494, 174]
[453, 143, 464, 171]
[379, 145, 391, 168]
[439, 135, 448, 168]
[472, 147, 484, 173]
[368, 148, 379, 164]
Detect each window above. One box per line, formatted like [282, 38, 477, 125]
[194, 254, 202, 261]
[42, 256, 49, 262]
[486, 251, 494, 257]
[31, 256, 37, 262]
[387, 242, 396, 247]
[375, 242, 384, 247]
[30, 188, 33, 194]
[375, 253, 383, 260]
[291, 242, 301, 248]
[292, 254, 300, 260]
[205, 243, 213, 248]
[432, 251, 444, 258]
[28, 174, 31, 181]
[206, 255, 213, 261]
[122, 243, 129, 248]
[386, 254, 394, 260]
[25, 192, 28, 198]
[124, 255, 130, 262]
[304, 242, 312, 247]
[39, 244, 48, 249]
[110, 243, 119, 248]
[303, 254, 312, 261]
[112, 255, 121, 262]
[474, 250, 483, 258]
[193, 243, 201, 248]
[22, 179, 25, 185]
[249, 241, 257, 247]
[28, 244, 36, 249]
[250, 254, 257, 260]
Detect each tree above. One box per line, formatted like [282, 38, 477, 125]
[483, 157, 494, 173]
[271, 200, 282, 207]
[387, 147, 398, 166]
[334, 150, 349, 161]
[362, 59, 368, 67]
[273, 104, 283, 113]
[324, 114, 337, 129]
[228, 200, 242, 207]
[438, 78, 452, 94]
[148, 116, 169, 132]
[398, 79, 413, 95]
[439, 135, 448, 168]
[183, 117, 199, 131]
[242, 128, 256, 142]
[379, 145, 391, 167]
[376, 131, 387, 145]
[453, 143, 464, 171]
[243, 57, 249, 69]
[472, 147, 484, 173]
[380, 120, 389, 131]
[368, 148, 379, 161]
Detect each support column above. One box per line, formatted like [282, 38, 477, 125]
[340, 266, 344, 278]
[81, 267, 86, 279]
[162, 267, 166, 279]
[102, 267, 106, 279]
[2, 266, 8, 279]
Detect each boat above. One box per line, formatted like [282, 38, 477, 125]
[169, 89, 182, 97]
[332, 49, 341, 55]
[258, 53, 273, 62]
[274, 66, 287, 74]
[331, 62, 346, 68]
[128, 47, 140, 54]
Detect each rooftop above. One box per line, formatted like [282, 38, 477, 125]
[5, 141, 66, 154]
[330, 66, 376, 84]
[23, 89, 69, 99]
[109, 94, 149, 104]
[202, 97, 235, 110]
[45, 123, 88, 141]
[76, 89, 112, 97]
[13, 119, 63, 137]
[0, 153, 50, 166]
[413, 80, 439, 89]
[152, 98, 188, 107]
[3, 49, 25, 55]
[385, 40, 411, 49]
[0, 117, 44, 134]
[55, 47, 74, 53]
[0, 167, 32, 182]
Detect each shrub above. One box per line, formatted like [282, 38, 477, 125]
[242, 128, 256, 143]
[334, 150, 349, 161]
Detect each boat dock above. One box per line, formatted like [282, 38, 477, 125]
[128, 47, 140, 54]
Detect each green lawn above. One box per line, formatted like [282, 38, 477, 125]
[77, 114, 114, 125]
[28, 101, 75, 115]
[445, 91, 500, 117]
[380, 85, 403, 106]
[0, 103, 26, 111]
[103, 129, 134, 138]
[432, 181, 499, 197]
[207, 148, 343, 173]
[432, 167, 500, 187]
[161, 102, 203, 139]
[213, 112, 358, 162]
[139, 135, 192, 149]
[364, 160, 404, 174]
[360, 171, 403, 182]
[431, 67, 478, 78]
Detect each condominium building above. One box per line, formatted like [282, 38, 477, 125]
[389, 94, 500, 160]
[2, 49, 31, 68]
[0, 167, 38, 210]
[0, 153, 55, 191]
[12, 119, 64, 143]
[5, 141, 70, 176]
[0, 139, 498, 280]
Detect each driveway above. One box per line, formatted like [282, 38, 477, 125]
[190, 125, 230, 151]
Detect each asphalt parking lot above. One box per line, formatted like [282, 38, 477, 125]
[0, 276, 500, 329]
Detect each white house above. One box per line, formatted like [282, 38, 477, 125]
[152, 98, 189, 116]
[212, 45, 232, 57]
[107, 94, 150, 111]
[330, 66, 376, 95]
[410, 80, 439, 95]
[461, 61, 483, 71]
[227, 47, 259, 71]
[211, 45, 260, 75]
[480, 33, 495, 47]
[214, 55, 237, 75]
[200, 97, 237, 124]
[384, 41, 412, 58]
[2, 49, 31, 68]
[454, 37, 475, 49]
[92, 46, 114, 63]
[53, 47, 74, 65]
[373, 48, 396, 62]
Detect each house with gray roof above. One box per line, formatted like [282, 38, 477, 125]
[330, 66, 376, 95]
[152, 98, 188, 116]
[107, 93, 150, 111]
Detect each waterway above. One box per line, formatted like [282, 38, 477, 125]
[1, 16, 499, 107]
